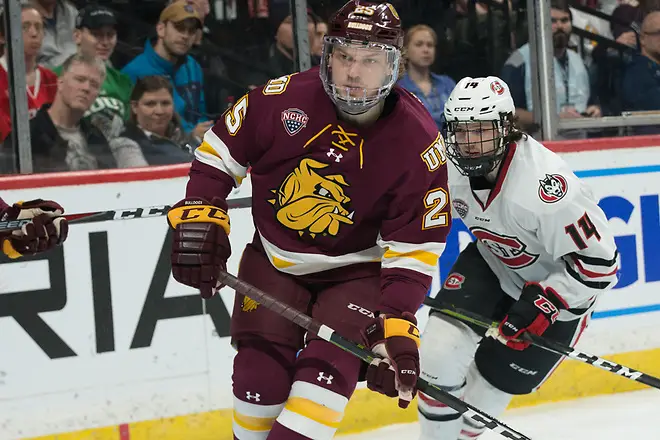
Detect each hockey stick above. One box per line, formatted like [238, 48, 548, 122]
[218, 270, 532, 440]
[0, 197, 253, 233]
[423, 296, 660, 390]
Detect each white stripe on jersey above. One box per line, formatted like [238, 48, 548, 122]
[195, 129, 249, 186]
[378, 237, 445, 277]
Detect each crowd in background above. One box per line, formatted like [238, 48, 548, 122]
[0, 0, 659, 173]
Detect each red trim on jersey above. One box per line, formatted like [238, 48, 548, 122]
[418, 391, 453, 407]
[574, 313, 590, 345]
[459, 429, 483, 438]
[571, 256, 619, 279]
[479, 142, 518, 211]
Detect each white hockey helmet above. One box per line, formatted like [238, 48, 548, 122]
[443, 76, 517, 177]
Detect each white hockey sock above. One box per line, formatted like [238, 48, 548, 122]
[458, 363, 513, 439]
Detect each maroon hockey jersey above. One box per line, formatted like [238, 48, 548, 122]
[185, 67, 451, 315]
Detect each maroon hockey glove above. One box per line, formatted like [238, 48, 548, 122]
[361, 312, 420, 409]
[0, 199, 68, 259]
[167, 197, 231, 299]
[489, 282, 567, 350]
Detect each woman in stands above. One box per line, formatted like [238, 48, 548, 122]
[110, 75, 196, 166]
[397, 24, 456, 130]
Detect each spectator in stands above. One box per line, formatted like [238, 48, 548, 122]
[31, 0, 78, 69]
[245, 9, 318, 88]
[170, 0, 210, 46]
[109, 75, 194, 166]
[588, 1, 640, 116]
[621, 11, 660, 115]
[0, 5, 58, 141]
[2, 53, 135, 172]
[311, 18, 328, 59]
[611, 2, 642, 48]
[52, 4, 133, 140]
[169, 0, 232, 117]
[121, 2, 212, 139]
[398, 25, 455, 130]
[501, 0, 601, 131]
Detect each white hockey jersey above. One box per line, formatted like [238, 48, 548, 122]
[448, 135, 619, 320]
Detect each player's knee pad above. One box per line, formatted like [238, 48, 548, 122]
[418, 314, 479, 440]
[274, 340, 355, 439]
[232, 340, 296, 439]
[459, 363, 513, 439]
[420, 313, 480, 388]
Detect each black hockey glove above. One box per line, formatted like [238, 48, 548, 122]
[488, 282, 567, 350]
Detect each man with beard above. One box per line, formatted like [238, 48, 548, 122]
[122, 2, 212, 140]
[500, 0, 601, 132]
[621, 10, 660, 126]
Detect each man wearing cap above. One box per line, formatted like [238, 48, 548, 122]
[52, 4, 133, 140]
[121, 2, 212, 140]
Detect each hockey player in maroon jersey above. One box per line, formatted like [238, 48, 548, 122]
[417, 77, 618, 439]
[0, 197, 68, 258]
[166, 1, 451, 438]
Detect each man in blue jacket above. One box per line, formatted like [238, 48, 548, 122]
[122, 2, 212, 139]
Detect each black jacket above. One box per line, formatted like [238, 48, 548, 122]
[112, 121, 194, 166]
[2, 105, 117, 173]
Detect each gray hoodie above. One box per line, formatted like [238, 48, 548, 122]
[37, 0, 78, 69]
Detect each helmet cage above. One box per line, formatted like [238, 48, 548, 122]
[320, 35, 400, 114]
[444, 113, 514, 177]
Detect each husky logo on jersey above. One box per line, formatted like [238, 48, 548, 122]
[443, 272, 465, 290]
[471, 227, 540, 269]
[452, 199, 469, 219]
[268, 158, 354, 238]
[538, 173, 568, 204]
[281, 108, 309, 136]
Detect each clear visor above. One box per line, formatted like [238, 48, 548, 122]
[320, 36, 400, 114]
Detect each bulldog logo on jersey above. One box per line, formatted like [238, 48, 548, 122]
[281, 108, 309, 136]
[443, 272, 465, 290]
[538, 173, 568, 204]
[471, 227, 539, 269]
[268, 158, 354, 238]
[452, 199, 469, 219]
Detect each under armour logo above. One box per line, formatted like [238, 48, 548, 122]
[327, 148, 343, 162]
[317, 372, 334, 385]
[246, 391, 261, 402]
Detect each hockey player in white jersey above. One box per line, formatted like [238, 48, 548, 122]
[417, 76, 619, 439]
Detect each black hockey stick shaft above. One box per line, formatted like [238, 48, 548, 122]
[218, 270, 532, 440]
[423, 296, 660, 390]
[0, 198, 253, 233]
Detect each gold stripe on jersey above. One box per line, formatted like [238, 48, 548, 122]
[232, 410, 277, 432]
[383, 249, 439, 267]
[284, 397, 343, 428]
[195, 130, 248, 186]
[379, 238, 444, 277]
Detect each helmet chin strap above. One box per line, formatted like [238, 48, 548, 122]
[337, 99, 385, 125]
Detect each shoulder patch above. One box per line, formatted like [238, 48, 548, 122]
[538, 173, 568, 204]
[281, 108, 309, 136]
